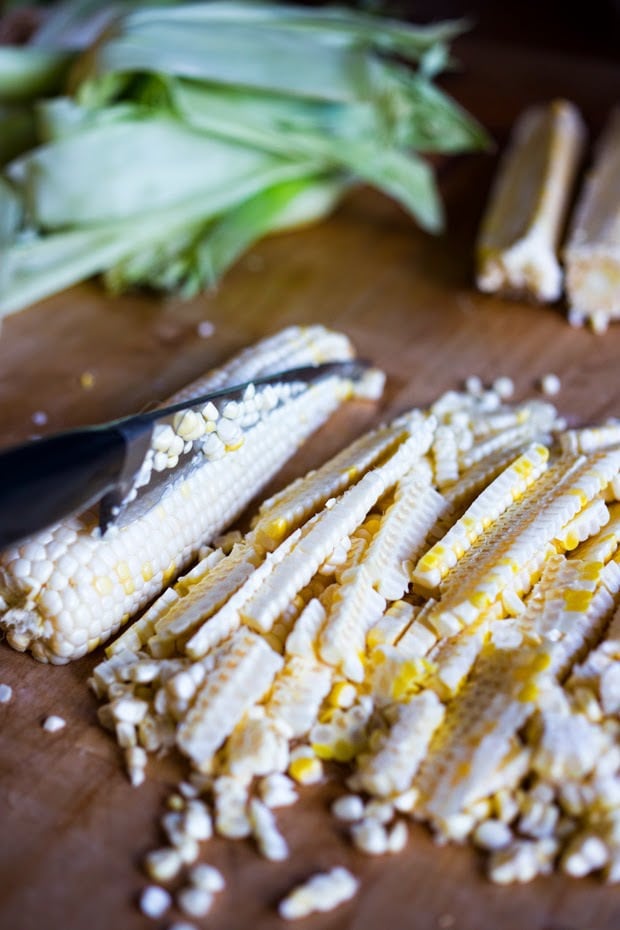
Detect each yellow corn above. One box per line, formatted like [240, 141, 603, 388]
[477, 99, 585, 301]
[0, 326, 367, 663]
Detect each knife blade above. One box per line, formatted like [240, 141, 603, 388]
[0, 359, 370, 549]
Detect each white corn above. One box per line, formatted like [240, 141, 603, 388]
[0, 326, 369, 663]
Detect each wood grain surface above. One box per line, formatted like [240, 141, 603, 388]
[1, 35, 620, 930]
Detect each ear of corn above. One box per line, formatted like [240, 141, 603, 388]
[476, 99, 586, 302]
[0, 325, 376, 663]
[564, 108, 620, 333]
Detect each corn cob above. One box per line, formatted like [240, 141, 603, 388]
[0, 325, 370, 663]
[564, 108, 620, 332]
[476, 99, 585, 301]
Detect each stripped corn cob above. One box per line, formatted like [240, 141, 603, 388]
[564, 108, 620, 332]
[476, 99, 585, 301]
[0, 326, 373, 663]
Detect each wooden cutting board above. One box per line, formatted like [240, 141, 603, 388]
[1, 35, 620, 930]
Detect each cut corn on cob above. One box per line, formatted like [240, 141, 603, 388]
[564, 108, 620, 332]
[87, 378, 620, 896]
[0, 325, 372, 663]
[477, 100, 585, 301]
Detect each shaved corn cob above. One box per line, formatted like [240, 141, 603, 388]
[0, 325, 372, 663]
[564, 108, 620, 332]
[350, 691, 445, 796]
[87, 379, 620, 901]
[413, 443, 549, 592]
[177, 628, 283, 769]
[476, 99, 585, 301]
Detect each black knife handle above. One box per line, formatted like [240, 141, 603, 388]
[0, 427, 129, 549]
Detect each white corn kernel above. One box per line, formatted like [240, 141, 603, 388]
[183, 799, 213, 841]
[0, 683, 13, 704]
[351, 818, 389, 856]
[188, 863, 225, 893]
[250, 798, 289, 861]
[387, 820, 409, 853]
[540, 373, 561, 396]
[139, 885, 172, 919]
[331, 794, 365, 822]
[177, 886, 213, 919]
[259, 773, 298, 808]
[492, 377, 514, 400]
[278, 867, 358, 920]
[562, 834, 609, 877]
[473, 819, 513, 851]
[144, 848, 183, 883]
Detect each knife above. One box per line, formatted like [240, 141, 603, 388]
[0, 359, 369, 549]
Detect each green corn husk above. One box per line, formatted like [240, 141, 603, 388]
[0, 1, 489, 319]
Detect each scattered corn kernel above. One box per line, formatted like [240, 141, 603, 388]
[540, 373, 561, 396]
[144, 848, 183, 884]
[331, 794, 365, 822]
[188, 863, 225, 894]
[177, 886, 213, 919]
[0, 683, 13, 704]
[139, 885, 172, 919]
[278, 867, 358, 920]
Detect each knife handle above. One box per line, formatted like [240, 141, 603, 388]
[0, 426, 128, 549]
